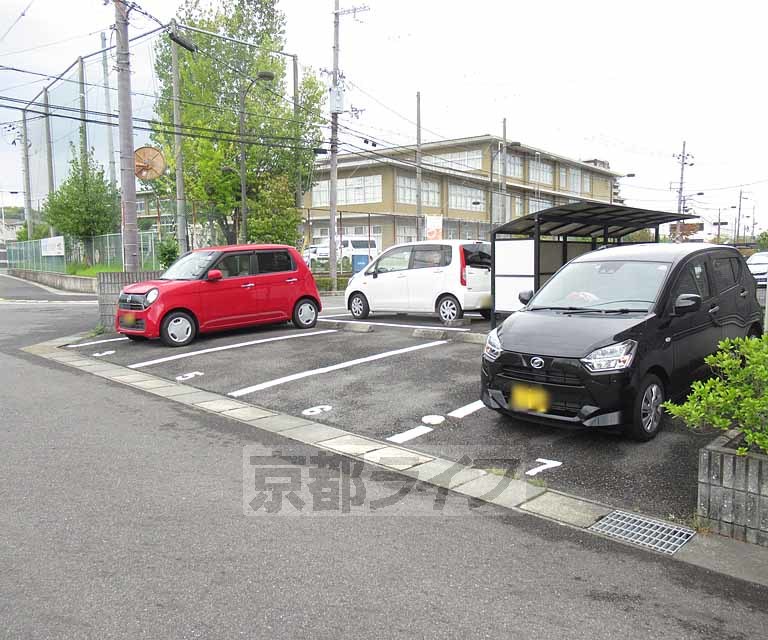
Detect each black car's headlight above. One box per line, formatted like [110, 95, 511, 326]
[581, 339, 637, 372]
[145, 288, 159, 306]
[483, 328, 502, 362]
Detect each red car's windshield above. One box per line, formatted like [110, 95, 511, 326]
[161, 251, 218, 280]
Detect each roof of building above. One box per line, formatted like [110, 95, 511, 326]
[493, 202, 695, 239]
[317, 135, 623, 176]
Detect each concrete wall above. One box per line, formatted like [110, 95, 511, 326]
[97, 271, 163, 329]
[698, 429, 768, 546]
[8, 268, 97, 294]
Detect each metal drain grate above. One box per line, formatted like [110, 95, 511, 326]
[589, 510, 695, 555]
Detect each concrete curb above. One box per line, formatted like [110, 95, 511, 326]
[22, 334, 768, 588]
[452, 332, 488, 345]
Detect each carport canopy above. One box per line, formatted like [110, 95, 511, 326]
[493, 201, 696, 240]
[488, 203, 697, 327]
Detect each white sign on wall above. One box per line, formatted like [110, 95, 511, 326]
[40, 235, 65, 257]
[425, 215, 443, 241]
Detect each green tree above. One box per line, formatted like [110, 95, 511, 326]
[43, 145, 119, 238]
[756, 231, 768, 251]
[15, 223, 50, 241]
[152, 0, 325, 246]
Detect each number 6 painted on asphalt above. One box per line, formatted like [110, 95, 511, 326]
[302, 405, 332, 416]
[525, 458, 562, 476]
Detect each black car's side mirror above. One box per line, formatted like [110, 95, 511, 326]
[518, 289, 533, 305]
[673, 293, 701, 315]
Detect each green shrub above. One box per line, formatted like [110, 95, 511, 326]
[313, 275, 350, 292]
[157, 236, 180, 269]
[663, 335, 768, 455]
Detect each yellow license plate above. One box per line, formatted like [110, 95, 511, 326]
[510, 384, 550, 413]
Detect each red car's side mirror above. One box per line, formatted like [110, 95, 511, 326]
[207, 269, 222, 281]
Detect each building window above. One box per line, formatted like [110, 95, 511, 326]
[507, 153, 523, 178]
[395, 224, 418, 244]
[559, 166, 583, 194]
[312, 175, 382, 207]
[423, 149, 482, 171]
[448, 183, 485, 211]
[582, 172, 592, 194]
[492, 193, 523, 223]
[529, 158, 554, 185]
[396, 175, 440, 207]
[136, 200, 146, 215]
[492, 152, 524, 180]
[529, 195, 553, 214]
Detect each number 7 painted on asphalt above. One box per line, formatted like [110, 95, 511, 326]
[525, 458, 563, 476]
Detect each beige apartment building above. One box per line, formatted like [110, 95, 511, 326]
[302, 135, 623, 251]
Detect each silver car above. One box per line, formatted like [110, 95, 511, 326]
[747, 252, 768, 286]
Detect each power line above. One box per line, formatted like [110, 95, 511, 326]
[0, 28, 105, 57]
[0, 63, 306, 126]
[0, 0, 35, 45]
[0, 102, 315, 151]
[2, 94, 310, 144]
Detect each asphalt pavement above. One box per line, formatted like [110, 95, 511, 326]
[2, 275, 768, 639]
[72, 293, 710, 521]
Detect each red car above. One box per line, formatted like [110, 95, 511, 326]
[115, 244, 322, 347]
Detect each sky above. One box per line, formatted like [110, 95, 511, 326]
[1, 0, 766, 239]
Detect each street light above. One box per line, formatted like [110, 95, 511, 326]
[239, 70, 275, 244]
[713, 205, 737, 244]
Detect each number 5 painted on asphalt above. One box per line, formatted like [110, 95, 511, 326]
[525, 458, 563, 476]
[176, 371, 204, 381]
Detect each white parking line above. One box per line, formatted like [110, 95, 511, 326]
[66, 337, 130, 348]
[229, 340, 448, 397]
[127, 330, 338, 369]
[387, 425, 434, 444]
[318, 318, 471, 332]
[447, 399, 485, 419]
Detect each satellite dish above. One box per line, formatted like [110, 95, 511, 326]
[134, 146, 167, 180]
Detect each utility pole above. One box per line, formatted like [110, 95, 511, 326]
[20, 112, 32, 239]
[328, 1, 369, 291]
[43, 88, 54, 197]
[674, 141, 693, 215]
[100, 32, 117, 188]
[501, 118, 507, 223]
[293, 54, 302, 209]
[329, 0, 340, 291]
[736, 189, 743, 247]
[239, 85, 248, 245]
[78, 57, 88, 168]
[114, 0, 139, 272]
[170, 24, 188, 252]
[416, 91, 422, 235]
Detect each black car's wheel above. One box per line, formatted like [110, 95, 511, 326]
[479, 309, 492, 321]
[437, 295, 463, 324]
[126, 334, 147, 342]
[160, 310, 196, 347]
[293, 298, 319, 329]
[349, 292, 370, 319]
[626, 374, 665, 441]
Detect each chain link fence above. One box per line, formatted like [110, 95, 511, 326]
[8, 231, 163, 274]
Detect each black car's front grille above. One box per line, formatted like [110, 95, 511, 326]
[119, 317, 145, 330]
[118, 293, 145, 311]
[548, 399, 582, 418]
[499, 365, 582, 387]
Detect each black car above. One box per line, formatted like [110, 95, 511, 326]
[481, 243, 763, 440]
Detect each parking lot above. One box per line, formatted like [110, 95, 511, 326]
[66, 296, 714, 521]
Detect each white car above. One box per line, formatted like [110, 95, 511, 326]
[344, 240, 492, 323]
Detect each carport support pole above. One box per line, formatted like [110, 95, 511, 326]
[533, 213, 541, 291]
[561, 235, 567, 264]
[654, 225, 660, 243]
[603, 227, 609, 247]
[490, 228, 497, 329]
